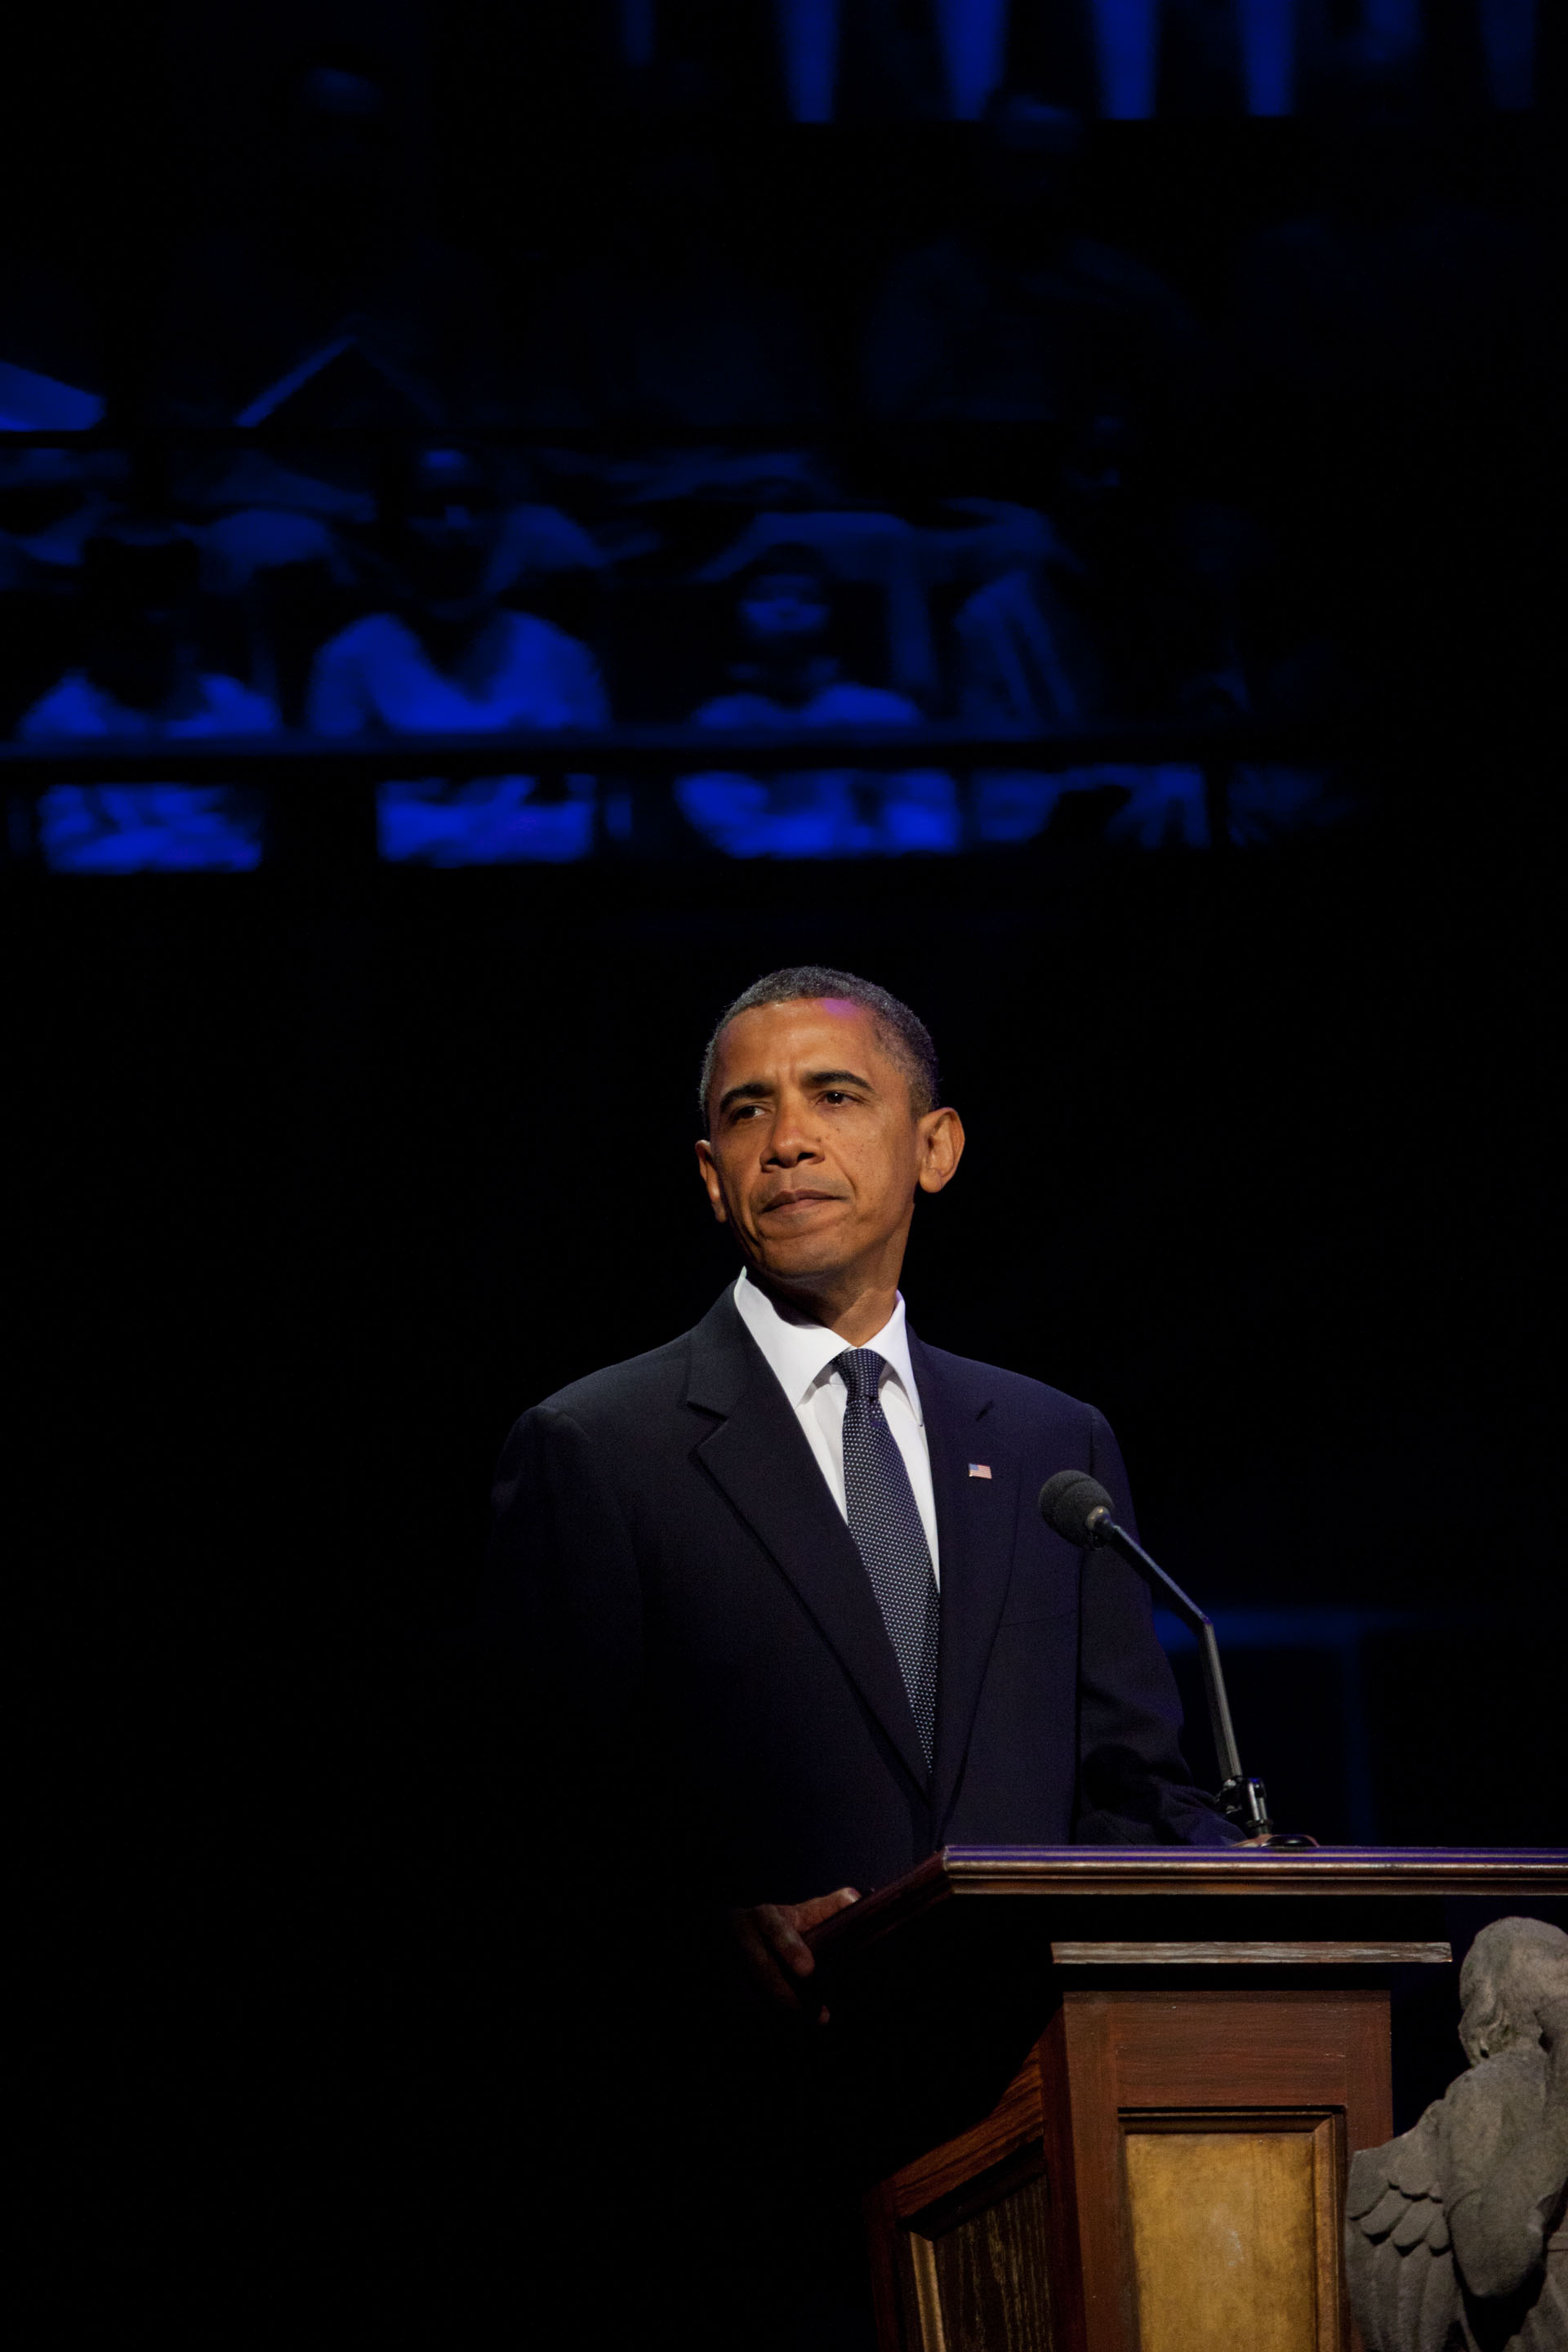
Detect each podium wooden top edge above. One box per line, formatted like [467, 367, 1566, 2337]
[937, 1846, 1568, 1894]
[808, 1846, 1568, 1963]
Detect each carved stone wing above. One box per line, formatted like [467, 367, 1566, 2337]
[1346, 2105, 1468, 2352]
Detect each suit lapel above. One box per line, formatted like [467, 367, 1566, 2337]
[911, 1334, 1019, 1833]
[685, 1292, 931, 1793]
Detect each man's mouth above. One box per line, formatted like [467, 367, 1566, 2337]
[760, 1191, 844, 1215]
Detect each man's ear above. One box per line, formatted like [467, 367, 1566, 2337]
[695, 1138, 729, 1223]
[915, 1106, 965, 1196]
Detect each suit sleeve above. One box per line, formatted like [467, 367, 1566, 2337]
[1073, 1408, 1237, 1845]
[476, 1403, 647, 1828]
[471, 1404, 765, 2085]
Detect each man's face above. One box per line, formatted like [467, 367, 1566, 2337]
[696, 998, 962, 1299]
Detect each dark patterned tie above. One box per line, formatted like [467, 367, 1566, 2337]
[835, 1348, 940, 1774]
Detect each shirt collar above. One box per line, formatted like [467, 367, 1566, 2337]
[733, 1268, 924, 1425]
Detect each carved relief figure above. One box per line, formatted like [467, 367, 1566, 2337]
[1347, 1915, 1568, 2351]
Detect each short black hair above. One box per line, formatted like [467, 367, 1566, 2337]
[698, 966, 939, 1131]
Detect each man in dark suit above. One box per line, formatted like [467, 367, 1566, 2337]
[487, 963, 1226, 1888]
[472, 966, 1228, 2341]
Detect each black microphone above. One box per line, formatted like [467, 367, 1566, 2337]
[1039, 1470, 1298, 1842]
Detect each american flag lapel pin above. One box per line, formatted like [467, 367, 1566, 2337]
[968, 1463, 992, 1479]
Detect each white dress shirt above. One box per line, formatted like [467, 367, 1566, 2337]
[731, 1268, 941, 1583]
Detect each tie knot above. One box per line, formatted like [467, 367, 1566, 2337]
[835, 1348, 885, 1404]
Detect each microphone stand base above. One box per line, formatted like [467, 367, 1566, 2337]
[1218, 1774, 1276, 1838]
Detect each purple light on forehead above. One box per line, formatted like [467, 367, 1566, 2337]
[729, 996, 870, 1029]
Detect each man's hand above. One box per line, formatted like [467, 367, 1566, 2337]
[729, 1886, 861, 2026]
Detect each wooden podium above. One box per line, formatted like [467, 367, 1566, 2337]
[807, 1847, 1568, 2352]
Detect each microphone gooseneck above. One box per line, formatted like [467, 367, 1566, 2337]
[1037, 1470, 1287, 1842]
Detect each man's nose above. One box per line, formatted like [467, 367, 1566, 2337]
[763, 1102, 822, 1165]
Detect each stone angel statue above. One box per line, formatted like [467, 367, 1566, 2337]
[1346, 1915, 1568, 2352]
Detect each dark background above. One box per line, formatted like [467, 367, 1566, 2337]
[9, 0, 1562, 2328]
[16, 719, 1561, 2335]
[22, 792, 1557, 1816]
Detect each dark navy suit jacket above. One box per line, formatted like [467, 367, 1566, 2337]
[482, 1286, 1230, 1906]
